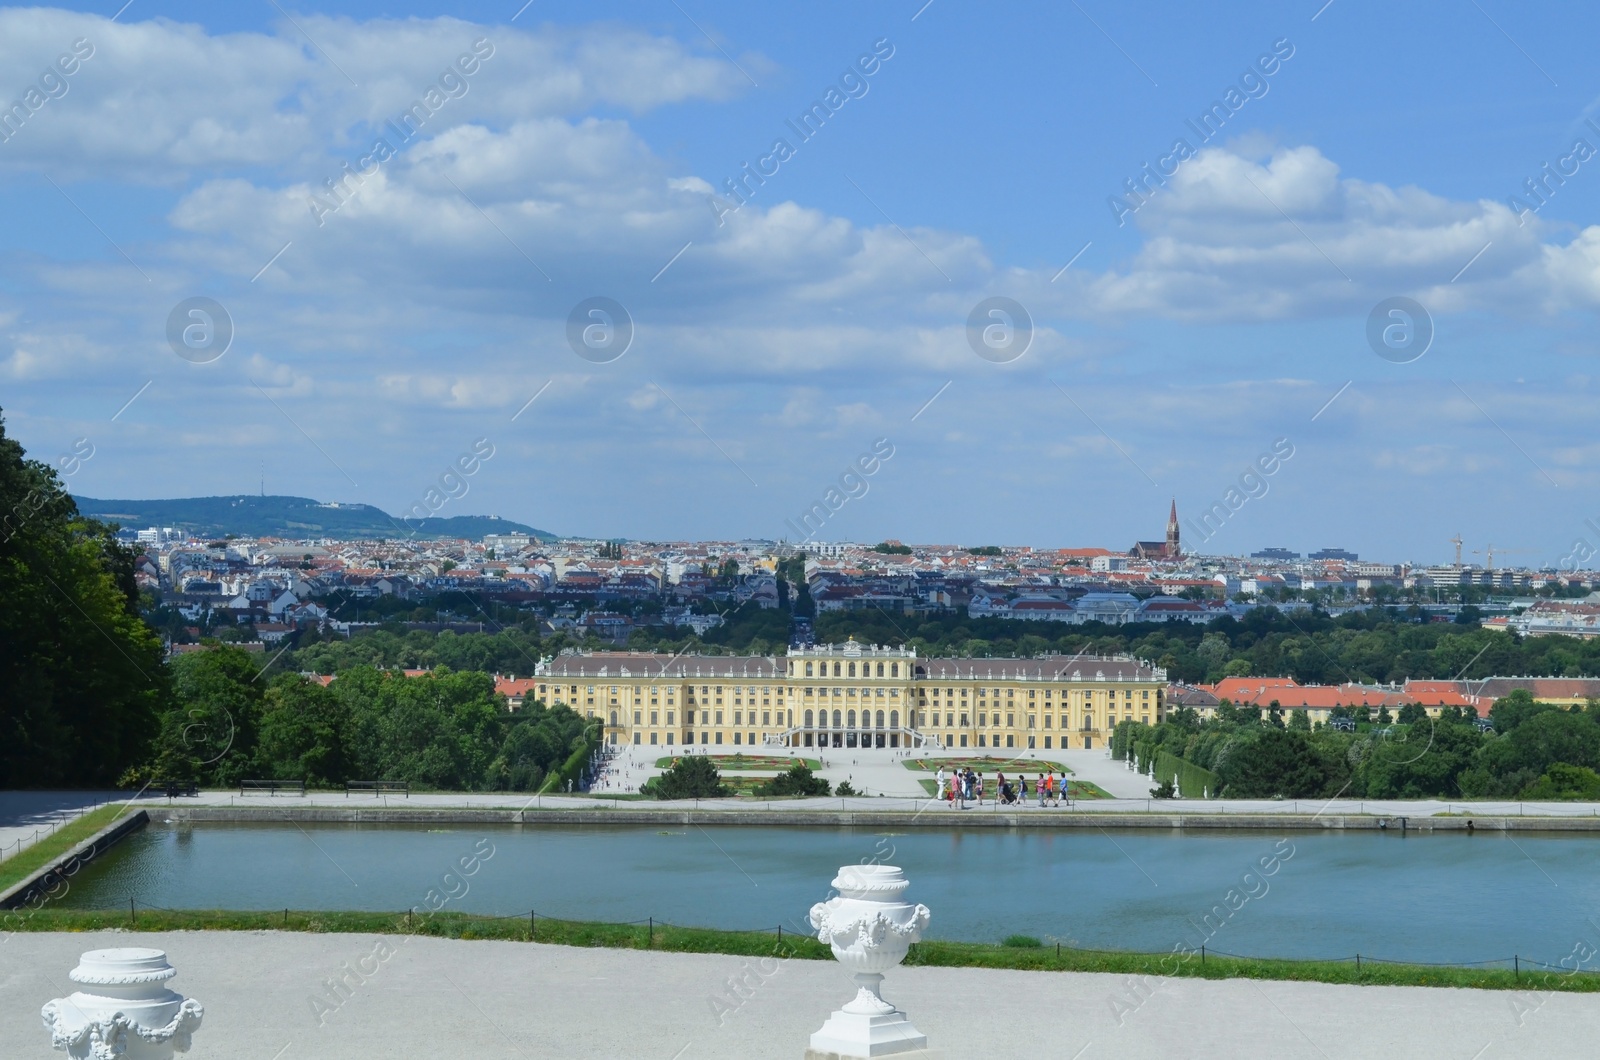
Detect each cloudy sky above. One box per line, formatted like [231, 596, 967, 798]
[2, 1, 1597, 564]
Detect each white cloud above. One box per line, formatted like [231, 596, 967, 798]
[0, 9, 752, 180]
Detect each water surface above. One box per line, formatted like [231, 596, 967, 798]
[58, 822, 1600, 966]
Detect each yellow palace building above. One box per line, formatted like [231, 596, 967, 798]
[531, 639, 1166, 752]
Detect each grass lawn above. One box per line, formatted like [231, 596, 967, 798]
[653, 754, 820, 771]
[8, 907, 1591, 994]
[915, 778, 1111, 799]
[903, 756, 1072, 775]
[0, 804, 129, 892]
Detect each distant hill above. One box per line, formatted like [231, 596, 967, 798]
[73, 495, 556, 542]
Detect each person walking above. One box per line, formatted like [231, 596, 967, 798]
[937, 766, 948, 806]
[1038, 772, 1047, 808]
[975, 772, 985, 806]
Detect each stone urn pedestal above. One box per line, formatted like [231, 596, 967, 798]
[806, 865, 930, 1058]
[41, 948, 204, 1059]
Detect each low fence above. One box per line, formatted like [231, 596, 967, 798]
[27, 897, 1600, 985]
[0, 803, 103, 861]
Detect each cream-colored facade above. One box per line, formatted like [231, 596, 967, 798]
[532, 640, 1166, 751]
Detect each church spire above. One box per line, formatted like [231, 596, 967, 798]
[1166, 498, 1180, 557]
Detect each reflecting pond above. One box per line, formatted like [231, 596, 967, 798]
[56, 822, 1600, 966]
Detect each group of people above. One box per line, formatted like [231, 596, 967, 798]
[934, 766, 1070, 808]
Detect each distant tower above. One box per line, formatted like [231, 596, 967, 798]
[1166, 499, 1180, 558]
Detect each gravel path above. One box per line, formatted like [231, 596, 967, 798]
[1, 930, 1581, 1059]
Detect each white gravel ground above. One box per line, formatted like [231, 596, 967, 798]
[0, 930, 1585, 1059]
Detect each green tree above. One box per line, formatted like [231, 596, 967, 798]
[1215, 729, 1334, 798]
[335, 666, 501, 788]
[646, 755, 730, 799]
[1522, 763, 1600, 800]
[0, 410, 167, 787]
[758, 762, 830, 796]
[141, 646, 265, 787]
[255, 674, 348, 785]
[1489, 689, 1552, 733]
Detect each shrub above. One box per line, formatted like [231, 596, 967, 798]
[758, 763, 830, 797]
[644, 756, 730, 799]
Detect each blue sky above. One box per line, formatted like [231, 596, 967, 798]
[2, 1, 1598, 564]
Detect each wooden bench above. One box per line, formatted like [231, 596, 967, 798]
[239, 779, 306, 796]
[152, 779, 199, 798]
[345, 780, 410, 797]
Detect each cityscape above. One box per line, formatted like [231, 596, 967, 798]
[4, 2, 1600, 1058]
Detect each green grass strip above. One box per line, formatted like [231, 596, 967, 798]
[0, 805, 130, 893]
[6, 907, 1595, 993]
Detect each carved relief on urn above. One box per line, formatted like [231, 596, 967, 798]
[807, 864, 930, 1058]
[41, 948, 204, 1060]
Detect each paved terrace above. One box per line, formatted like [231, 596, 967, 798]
[0, 931, 1583, 1059]
[0, 794, 111, 864]
[13, 742, 1600, 828]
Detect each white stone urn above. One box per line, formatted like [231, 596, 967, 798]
[41, 948, 204, 1059]
[807, 865, 930, 1058]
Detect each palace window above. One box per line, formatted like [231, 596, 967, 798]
[806, 662, 814, 676]
[848, 662, 856, 677]
[633, 711, 641, 724]
[891, 663, 899, 677]
[832, 710, 842, 728]
[890, 710, 899, 728]
[650, 711, 658, 725]
[734, 711, 742, 725]
[805, 710, 815, 727]
[978, 713, 987, 727]
[715, 711, 723, 724]
[847, 710, 857, 728]
[762, 711, 770, 726]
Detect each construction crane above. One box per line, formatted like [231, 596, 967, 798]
[1470, 544, 1535, 572]
[1449, 534, 1463, 570]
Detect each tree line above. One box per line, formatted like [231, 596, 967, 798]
[128, 646, 597, 792]
[1113, 690, 1600, 800]
[0, 408, 596, 789]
